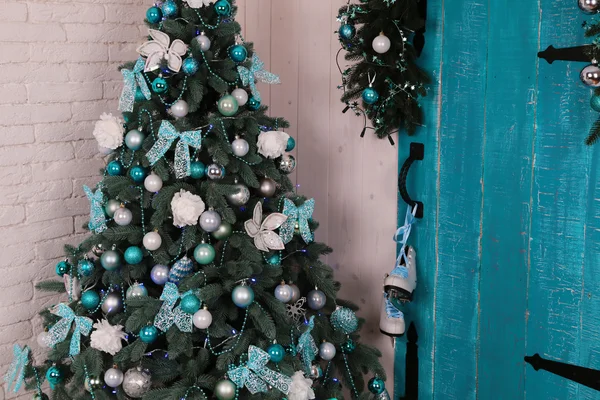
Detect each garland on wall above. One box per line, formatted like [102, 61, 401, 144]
[336, 0, 429, 144]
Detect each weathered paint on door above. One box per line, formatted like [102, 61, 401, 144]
[395, 0, 600, 398]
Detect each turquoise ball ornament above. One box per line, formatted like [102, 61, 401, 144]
[362, 86, 379, 105]
[190, 161, 205, 179]
[267, 343, 285, 363]
[152, 77, 168, 94]
[135, 87, 147, 102]
[139, 325, 158, 343]
[146, 6, 162, 23]
[229, 45, 247, 63]
[339, 23, 356, 40]
[55, 260, 69, 276]
[107, 160, 123, 176]
[286, 136, 296, 151]
[247, 96, 260, 110]
[46, 366, 63, 389]
[194, 243, 215, 265]
[368, 377, 386, 395]
[267, 253, 280, 266]
[592, 94, 600, 112]
[161, 0, 178, 18]
[218, 94, 239, 116]
[330, 306, 359, 334]
[341, 338, 356, 353]
[182, 57, 199, 76]
[232, 285, 254, 308]
[81, 290, 100, 310]
[78, 259, 94, 276]
[214, 0, 231, 16]
[180, 294, 201, 314]
[124, 246, 143, 264]
[129, 165, 147, 183]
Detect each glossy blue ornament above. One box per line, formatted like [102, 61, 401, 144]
[232, 285, 254, 308]
[341, 338, 356, 353]
[135, 87, 147, 102]
[124, 246, 143, 264]
[161, 0, 178, 18]
[592, 94, 600, 112]
[182, 57, 200, 76]
[55, 260, 69, 276]
[81, 290, 100, 310]
[247, 96, 260, 111]
[190, 161, 205, 179]
[330, 306, 359, 334]
[46, 366, 63, 389]
[129, 165, 147, 183]
[78, 259, 94, 276]
[152, 77, 168, 94]
[229, 45, 247, 63]
[214, 0, 231, 15]
[139, 325, 158, 343]
[267, 343, 285, 363]
[267, 253, 280, 266]
[362, 87, 379, 105]
[368, 377, 385, 394]
[339, 24, 356, 40]
[107, 160, 123, 176]
[286, 137, 296, 152]
[146, 6, 162, 23]
[180, 294, 201, 314]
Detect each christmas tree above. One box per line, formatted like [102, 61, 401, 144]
[4, 1, 389, 399]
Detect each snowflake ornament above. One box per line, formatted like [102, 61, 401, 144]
[245, 202, 288, 252]
[136, 29, 188, 73]
[183, 0, 213, 7]
[287, 297, 307, 323]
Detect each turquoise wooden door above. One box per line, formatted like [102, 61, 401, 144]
[393, 0, 600, 398]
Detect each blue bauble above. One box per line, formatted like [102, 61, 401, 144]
[247, 96, 260, 111]
[107, 160, 123, 176]
[339, 24, 356, 40]
[267, 253, 280, 266]
[194, 243, 215, 265]
[180, 294, 201, 314]
[214, 0, 231, 15]
[81, 290, 100, 310]
[368, 377, 385, 395]
[129, 165, 147, 183]
[190, 161, 206, 178]
[124, 246, 143, 264]
[55, 260, 69, 276]
[286, 137, 296, 152]
[168, 256, 194, 284]
[139, 325, 158, 343]
[161, 0, 178, 18]
[232, 285, 254, 308]
[229, 45, 247, 63]
[592, 94, 600, 112]
[267, 343, 285, 363]
[135, 87, 147, 102]
[78, 259, 94, 276]
[341, 338, 356, 353]
[152, 77, 168, 94]
[182, 57, 200, 76]
[46, 366, 63, 389]
[362, 87, 379, 105]
[330, 306, 359, 334]
[146, 6, 162, 23]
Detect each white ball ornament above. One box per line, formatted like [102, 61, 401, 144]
[113, 207, 133, 226]
[195, 33, 211, 51]
[144, 173, 163, 192]
[231, 137, 249, 157]
[170, 100, 189, 118]
[274, 282, 293, 303]
[143, 231, 162, 251]
[199, 210, 221, 232]
[372, 32, 391, 54]
[232, 88, 248, 106]
[192, 307, 213, 329]
[104, 367, 124, 388]
[319, 341, 337, 361]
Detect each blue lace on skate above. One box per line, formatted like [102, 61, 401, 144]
[384, 292, 404, 319]
[390, 204, 418, 278]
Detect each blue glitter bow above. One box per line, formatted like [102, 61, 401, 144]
[384, 292, 404, 319]
[46, 304, 93, 356]
[153, 282, 195, 333]
[237, 53, 280, 102]
[297, 316, 318, 375]
[83, 185, 107, 234]
[280, 198, 315, 245]
[4, 344, 29, 393]
[146, 121, 202, 179]
[391, 205, 417, 278]
[119, 57, 151, 112]
[227, 345, 292, 395]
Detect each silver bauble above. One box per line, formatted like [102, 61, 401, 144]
[226, 183, 250, 206]
[258, 177, 277, 197]
[231, 137, 249, 157]
[104, 199, 121, 218]
[192, 307, 213, 329]
[126, 283, 148, 299]
[206, 163, 225, 180]
[579, 0, 600, 13]
[143, 231, 162, 251]
[100, 250, 121, 271]
[581, 64, 600, 87]
[278, 154, 296, 174]
[101, 292, 123, 315]
[307, 289, 326, 310]
[122, 367, 151, 398]
[92, 243, 105, 256]
[150, 264, 170, 285]
[372, 33, 391, 54]
[310, 364, 323, 379]
[170, 100, 189, 118]
[199, 210, 222, 232]
[104, 367, 124, 388]
[319, 341, 337, 361]
[274, 283, 293, 303]
[125, 129, 145, 151]
[231, 88, 248, 106]
[289, 283, 301, 303]
[195, 33, 211, 51]
[113, 207, 133, 226]
[63, 274, 81, 300]
[144, 173, 163, 192]
[214, 379, 236, 400]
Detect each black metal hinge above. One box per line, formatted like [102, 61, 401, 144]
[538, 44, 594, 64]
[525, 353, 600, 391]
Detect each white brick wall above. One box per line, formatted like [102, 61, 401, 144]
[0, 1, 146, 396]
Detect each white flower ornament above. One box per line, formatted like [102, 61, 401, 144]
[137, 29, 188, 73]
[184, 0, 213, 7]
[90, 319, 126, 356]
[245, 202, 288, 252]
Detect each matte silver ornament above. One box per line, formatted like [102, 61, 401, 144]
[319, 341, 337, 361]
[232, 88, 248, 106]
[310, 364, 323, 379]
[372, 33, 391, 54]
[92, 243, 105, 256]
[581, 64, 600, 87]
[289, 283, 301, 303]
[231, 137, 249, 157]
[274, 283, 293, 303]
[278, 154, 296, 174]
[150, 264, 170, 285]
[579, 0, 600, 13]
[104, 367, 124, 388]
[101, 292, 123, 315]
[226, 183, 250, 206]
[144, 173, 163, 192]
[192, 307, 212, 329]
[214, 379, 236, 400]
[206, 163, 225, 180]
[125, 129, 145, 151]
[143, 231, 162, 251]
[126, 283, 148, 299]
[170, 100, 189, 118]
[113, 207, 133, 226]
[199, 210, 221, 232]
[104, 199, 121, 218]
[195, 33, 211, 51]
[307, 289, 326, 310]
[122, 367, 151, 398]
[258, 177, 277, 197]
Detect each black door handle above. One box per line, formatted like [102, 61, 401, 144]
[398, 142, 424, 218]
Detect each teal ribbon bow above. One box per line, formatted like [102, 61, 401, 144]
[83, 185, 107, 234]
[391, 205, 417, 278]
[46, 304, 93, 356]
[153, 282, 195, 333]
[297, 316, 318, 375]
[146, 121, 202, 179]
[227, 345, 292, 395]
[280, 198, 315, 244]
[237, 53, 280, 102]
[4, 344, 29, 393]
[119, 57, 151, 112]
